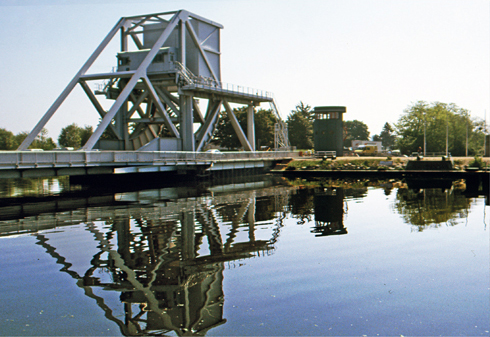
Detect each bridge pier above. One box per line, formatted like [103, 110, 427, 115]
[181, 94, 195, 151]
[247, 105, 255, 151]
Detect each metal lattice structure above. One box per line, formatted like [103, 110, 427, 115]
[18, 10, 289, 152]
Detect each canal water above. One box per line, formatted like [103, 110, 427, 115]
[0, 176, 488, 336]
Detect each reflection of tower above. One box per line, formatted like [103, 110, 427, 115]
[312, 188, 347, 236]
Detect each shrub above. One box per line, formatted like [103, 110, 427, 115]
[468, 156, 485, 169]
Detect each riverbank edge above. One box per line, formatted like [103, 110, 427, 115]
[272, 156, 490, 173]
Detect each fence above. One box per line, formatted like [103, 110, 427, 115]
[411, 152, 451, 158]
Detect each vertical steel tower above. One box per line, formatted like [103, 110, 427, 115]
[18, 10, 289, 152]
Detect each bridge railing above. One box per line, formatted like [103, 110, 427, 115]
[410, 152, 451, 158]
[190, 81, 273, 100]
[0, 150, 298, 169]
[174, 61, 273, 99]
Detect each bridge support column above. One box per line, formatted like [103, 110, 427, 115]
[181, 94, 195, 151]
[181, 211, 196, 261]
[247, 105, 255, 151]
[116, 102, 130, 149]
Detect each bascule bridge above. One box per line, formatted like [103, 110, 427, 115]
[18, 10, 289, 152]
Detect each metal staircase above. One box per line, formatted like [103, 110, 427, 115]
[131, 124, 160, 150]
[270, 100, 290, 150]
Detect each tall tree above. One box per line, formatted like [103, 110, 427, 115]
[13, 132, 29, 149]
[58, 124, 82, 148]
[213, 107, 277, 150]
[379, 122, 396, 149]
[58, 124, 93, 149]
[343, 120, 370, 147]
[213, 110, 242, 150]
[395, 101, 484, 156]
[286, 102, 314, 149]
[31, 128, 56, 150]
[0, 128, 16, 150]
[254, 109, 276, 149]
[1, 128, 56, 150]
[80, 125, 93, 145]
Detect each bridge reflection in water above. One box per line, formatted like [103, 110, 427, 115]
[12, 179, 291, 336]
[0, 177, 482, 336]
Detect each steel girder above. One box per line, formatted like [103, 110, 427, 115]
[17, 10, 281, 152]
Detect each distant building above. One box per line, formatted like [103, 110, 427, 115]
[313, 106, 346, 156]
[351, 140, 382, 152]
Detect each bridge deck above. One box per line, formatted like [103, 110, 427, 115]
[0, 150, 296, 179]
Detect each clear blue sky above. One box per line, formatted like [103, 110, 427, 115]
[0, 0, 488, 140]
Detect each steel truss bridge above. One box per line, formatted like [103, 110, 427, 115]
[17, 9, 290, 154]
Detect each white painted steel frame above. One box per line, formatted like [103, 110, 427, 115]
[16, 10, 286, 153]
[17, 18, 126, 151]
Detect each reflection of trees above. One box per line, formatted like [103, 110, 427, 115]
[0, 177, 70, 198]
[393, 188, 471, 231]
[287, 188, 315, 224]
[343, 187, 368, 199]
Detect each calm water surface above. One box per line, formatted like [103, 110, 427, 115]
[0, 177, 488, 336]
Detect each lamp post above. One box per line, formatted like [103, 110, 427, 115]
[446, 113, 449, 157]
[484, 124, 487, 157]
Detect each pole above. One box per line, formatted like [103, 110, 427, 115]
[484, 110, 487, 157]
[423, 112, 426, 156]
[446, 113, 449, 157]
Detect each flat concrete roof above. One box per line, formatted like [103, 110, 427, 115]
[313, 106, 346, 113]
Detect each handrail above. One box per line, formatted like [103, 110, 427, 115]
[411, 152, 451, 158]
[174, 61, 273, 99]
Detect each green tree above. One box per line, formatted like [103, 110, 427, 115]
[58, 124, 93, 149]
[58, 124, 81, 148]
[31, 128, 56, 150]
[395, 101, 484, 156]
[13, 132, 28, 149]
[213, 107, 277, 150]
[394, 188, 471, 230]
[0, 128, 16, 150]
[343, 120, 370, 147]
[80, 125, 93, 145]
[286, 102, 314, 149]
[214, 110, 242, 150]
[0, 128, 56, 150]
[379, 122, 396, 149]
[254, 109, 276, 149]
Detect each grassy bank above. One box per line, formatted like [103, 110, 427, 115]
[284, 156, 489, 171]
